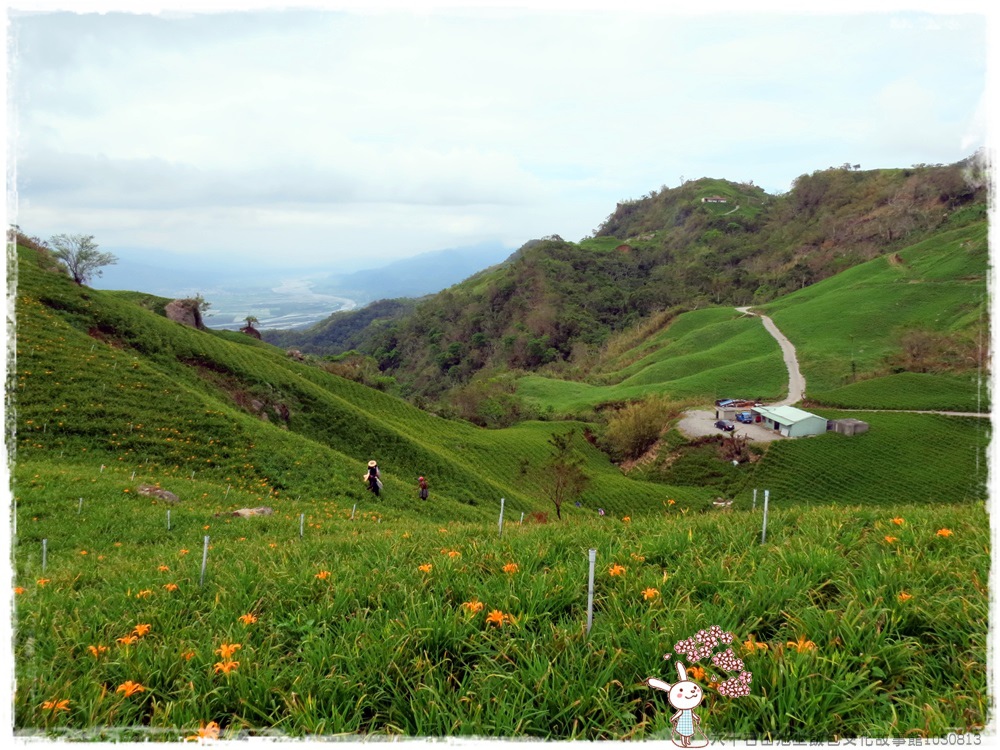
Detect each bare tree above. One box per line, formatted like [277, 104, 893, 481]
[49, 234, 117, 285]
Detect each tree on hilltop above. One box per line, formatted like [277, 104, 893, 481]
[49, 234, 117, 286]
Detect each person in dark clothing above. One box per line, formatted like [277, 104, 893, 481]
[364, 460, 381, 497]
[417, 476, 429, 501]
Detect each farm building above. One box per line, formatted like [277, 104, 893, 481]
[828, 418, 870, 436]
[701, 195, 728, 203]
[752, 405, 828, 438]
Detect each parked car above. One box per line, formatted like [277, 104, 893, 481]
[714, 419, 735, 432]
[736, 411, 753, 424]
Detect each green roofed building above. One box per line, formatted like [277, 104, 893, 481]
[751, 405, 828, 438]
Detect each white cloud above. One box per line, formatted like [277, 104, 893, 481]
[7, 6, 991, 269]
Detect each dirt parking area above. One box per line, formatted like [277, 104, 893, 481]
[676, 409, 787, 443]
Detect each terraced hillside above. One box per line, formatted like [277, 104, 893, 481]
[10, 244, 717, 523]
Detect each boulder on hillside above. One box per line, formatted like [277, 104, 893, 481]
[241, 324, 262, 340]
[137, 484, 180, 504]
[216, 506, 274, 518]
[165, 299, 205, 329]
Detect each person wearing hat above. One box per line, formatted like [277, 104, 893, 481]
[417, 475, 429, 501]
[364, 460, 382, 497]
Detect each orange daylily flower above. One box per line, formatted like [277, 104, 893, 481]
[608, 564, 626, 577]
[88, 645, 108, 658]
[419, 564, 432, 573]
[136, 590, 152, 599]
[181, 651, 195, 661]
[215, 643, 241, 659]
[238, 613, 258, 625]
[462, 600, 485, 614]
[133, 623, 152, 637]
[116, 681, 146, 697]
[936, 528, 954, 538]
[502, 563, 520, 574]
[884, 535, 899, 543]
[213, 660, 240, 674]
[641, 587, 659, 601]
[485, 610, 511, 626]
[787, 635, 817, 653]
[158, 565, 170, 572]
[742, 635, 768, 653]
[687, 666, 706, 681]
[891, 517, 905, 526]
[36, 578, 50, 587]
[898, 591, 913, 602]
[117, 635, 138, 646]
[622, 516, 631, 523]
[186, 721, 221, 741]
[14, 586, 25, 595]
[41, 699, 70, 712]
[164, 583, 179, 592]
[315, 571, 331, 580]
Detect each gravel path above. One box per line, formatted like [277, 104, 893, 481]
[736, 306, 804, 405]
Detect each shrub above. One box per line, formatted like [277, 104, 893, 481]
[598, 395, 682, 462]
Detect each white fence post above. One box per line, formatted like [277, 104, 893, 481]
[498, 498, 505, 538]
[199, 536, 210, 587]
[586, 548, 597, 634]
[761, 490, 770, 544]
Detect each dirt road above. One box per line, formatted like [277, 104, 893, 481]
[735, 306, 804, 405]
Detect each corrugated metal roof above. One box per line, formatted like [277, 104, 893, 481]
[753, 405, 823, 424]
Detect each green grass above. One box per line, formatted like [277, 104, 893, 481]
[730, 411, 989, 507]
[809, 372, 988, 412]
[12, 459, 989, 740]
[12, 245, 718, 522]
[761, 222, 988, 409]
[518, 308, 788, 414]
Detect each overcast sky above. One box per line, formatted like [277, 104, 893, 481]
[4, 0, 992, 272]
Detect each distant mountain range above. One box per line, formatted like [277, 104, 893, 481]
[91, 240, 516, 330]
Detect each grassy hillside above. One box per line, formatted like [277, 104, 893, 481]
[11, 463, 989, 739]
[10, 244, 720, 523]
[517, 308, 787, 415]
[761, 221, 988, 411]
[9, 234, 991, 741]
[270, 160, 987, 406]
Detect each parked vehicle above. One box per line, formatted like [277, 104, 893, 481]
[714, 419, 735, 432]
[736, 411, 753, 424]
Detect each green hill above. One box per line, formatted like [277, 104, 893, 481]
[11, 243, 718, 523]
[9, 232, 990, 740]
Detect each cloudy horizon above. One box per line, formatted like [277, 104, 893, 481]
[5, 2, 991, 273]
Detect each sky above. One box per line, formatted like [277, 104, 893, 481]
[3, 0, 993, 273]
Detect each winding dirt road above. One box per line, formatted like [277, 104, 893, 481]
[735, 306, 805, 406]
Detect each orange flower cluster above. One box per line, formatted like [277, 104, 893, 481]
[418, 564, 432, 573]
[608, 564, 626, 577]
[502, 563, 519, 574]
[238, 613, 257, 625]
[315, 570, 331, 580]
[41, 699, 70, 712]
[462, 600, 485, 614]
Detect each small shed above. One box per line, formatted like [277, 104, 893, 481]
[752, 405, 827, 438]
[828, 418, 870, 436]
